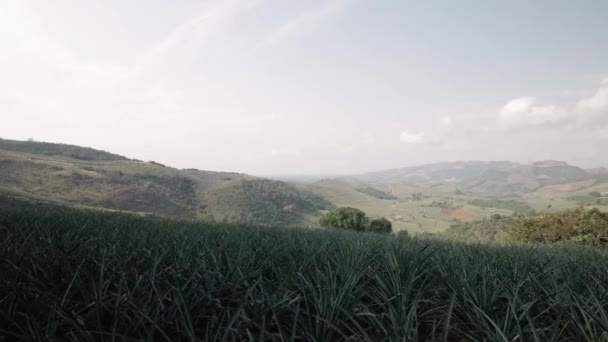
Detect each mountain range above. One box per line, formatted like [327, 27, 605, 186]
[345, 160, 606, 196]
[2, 137, 607, 228]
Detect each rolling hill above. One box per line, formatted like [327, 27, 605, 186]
[350, 160, 591, 196]
[3, 138, 607, 233]
[302, 161, 608, 235]
[0, 138, 332, 225]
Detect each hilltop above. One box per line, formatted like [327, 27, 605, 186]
[0, 138, 332, 225]
[349, 160, 591, 195]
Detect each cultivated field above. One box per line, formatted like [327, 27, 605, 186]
[307, 179, 608, 236]
[2, 201, 608, 340]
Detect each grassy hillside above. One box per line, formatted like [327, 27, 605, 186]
[207, 178, 333, 225]
[445, 207, 608, 246]
[0, 138, 331, 225]
[3, 198, 608, 340]
[0, 138, 129, 161]
[302, 161, 608, 235]
[352, 160, 591, 196]
[308, 179, 520, 235]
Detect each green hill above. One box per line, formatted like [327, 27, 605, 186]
[352, 160, 591, 196]
[0, 138, 129, 161]
[300, 161, 608, 236]
[0, 138, 332, 225]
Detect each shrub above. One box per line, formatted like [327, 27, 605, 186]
[396, 229, 409, 238]
[507, 207, 608, 246]
[319, 207, 369, 231]
[367, 217, 393, 234]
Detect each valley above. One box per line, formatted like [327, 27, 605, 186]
[2, 137, 608, 238]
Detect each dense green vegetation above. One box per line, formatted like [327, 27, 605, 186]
[319, 207, 369, 231]
[3, 199, 608, 340]
[319, 207, 392, 234]
[211, 179, 333, 225]
[446, 215, 513, 242]
[428, 200, 460, 209]
[355, 187, 397, 200]
[508, 207, 608, 246]
[367, 217, 393, 234]
[0, 138, 129, 161]
[469, 198, 536, 215]
[446, 208, 608, 247]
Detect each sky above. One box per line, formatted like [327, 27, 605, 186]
[1, 0, 608, 175]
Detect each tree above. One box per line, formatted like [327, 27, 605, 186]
[319, 207, 368, 231]
[319, 207, 394, 234]
[367, 217, 392, 234]
[397, 230, 409, 238]
[507, 207, 608, 246]
[589, 191, 602, 198]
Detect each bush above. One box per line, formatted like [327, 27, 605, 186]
[396, 229, 409, 238]
[507, 207, 608, 246]
[320, 207, 393, 234]
[367, 217, 393, 234]
[319, 207, 368, 231]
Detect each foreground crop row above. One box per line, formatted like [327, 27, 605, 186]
[1, 201, 608, 341]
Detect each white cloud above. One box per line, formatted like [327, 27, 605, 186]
[576, 83, 608, 113]
[399, 131, 425, 144]
[573, 78, 608, 126]
[499, 97, 568, 127]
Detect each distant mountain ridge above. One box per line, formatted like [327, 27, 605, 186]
[346, 160, 596, 195]
[0, 138, 332, 225]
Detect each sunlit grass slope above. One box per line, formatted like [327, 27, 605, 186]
[0, 138, 331, 225]
[2, 198, 608, 341]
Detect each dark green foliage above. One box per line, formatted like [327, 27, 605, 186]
[470, 198, 536, 215]
[589, 191, 602, 198]
[355, 187, 397, 200]
[319, 207, 368, 231]
[0, 137, 129, 161]
[367, 217, 392, 234]
[213, 179, 334, 225]
[508, 207, 608, 246]
[320, 207, 393, 234]
[428, 200, 458, 209]
[446, 215, 513, 242]
[3, 200, 608, 340]
[397, 229, 410, 237]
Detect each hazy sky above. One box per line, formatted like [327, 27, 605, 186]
[1, 0, 608, 175]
